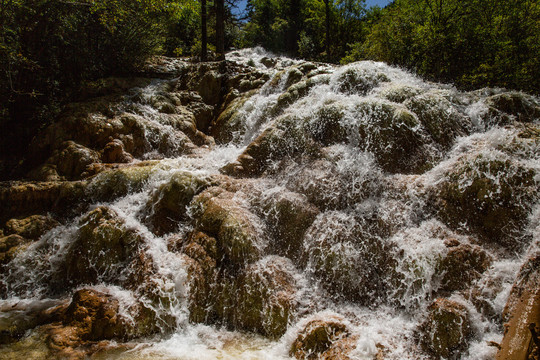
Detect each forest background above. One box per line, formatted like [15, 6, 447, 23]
[1, 0, 539, 177]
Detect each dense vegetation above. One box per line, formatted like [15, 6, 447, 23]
[1, 0, 538, 178]
[242, 0, 539, 94]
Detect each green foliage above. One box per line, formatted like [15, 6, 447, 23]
[346, 0, 540, 93]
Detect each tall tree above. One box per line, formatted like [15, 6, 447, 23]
[215, 0, 225, 60]
[201, 0, 207, 61]
[324, 0, 331, 60]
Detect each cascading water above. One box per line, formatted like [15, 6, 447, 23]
[0, 47, 538, 359]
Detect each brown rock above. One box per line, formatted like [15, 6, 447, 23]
[291, 315, 351, 359]
[4, 215, 59, 240]
[497, 253, 540, 360]
[102, 139, 133, 164]
[419, 298, 472, 359]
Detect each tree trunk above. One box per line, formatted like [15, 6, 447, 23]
[201, 0, 207, 61]
[325, 0, 330, 61]
[216, 0, 225, 60]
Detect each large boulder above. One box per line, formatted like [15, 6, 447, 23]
[64, 207, 146, 287]
[435, 240, 493, 294]
[303, 211, 394, 304]
[404, 91, 473, 148]
[232, 256, 299, 338]
[62, 288, 158, 341]
[432, 155, 537, 250]
[354, 100, 434, 174]
[145, 171, 215, 234]
[419, 298, 472, 359]
[255, 188, 319, 257]
[485, 92, 540, 127]
[191, 187, 265, 267]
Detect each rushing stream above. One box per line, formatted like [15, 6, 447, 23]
[0, 48, 539, 359]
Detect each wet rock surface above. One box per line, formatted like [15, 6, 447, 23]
[0, 50, 538, 359]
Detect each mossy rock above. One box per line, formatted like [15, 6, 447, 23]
[191, 187, 263, 267]
[273, 74, 330, 117]
[4, 215, 59, 240]
[334, 66, 390, 95]
[303, 211, 394, 304]
[380, 84, 423, 103]
[0, 234, 28, 266]
[63, 288, 159, 341]
[34, 141, 101, 181]
[435, 241, 492, 294]
[146, 171, 214, 234]
[0, 181, 87, 223]
[232, 256, 298, 338]
[87, 163, 158, 202]
[404, 92, 473, 148]
[211, 94, 251, 144]
[419, 298, 472, 359]
[306, 103, 349, 145]
[65, 207, 144, 286]
[290, 315, 351, 359]
[485, 92, 540, 127]
[354, 100, 433, 174]
[257, 189, 319, 257]
[433, 155, 537, 249]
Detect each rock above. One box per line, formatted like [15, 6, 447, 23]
[0, 234, 27, 265]
[497, 253, 540, 360]
[380, 84, 423, 103]
[334, 66, 390, 95]
[260, 57, 277, 68]
[436, 241, 493, 294]
[4, 215, 59, 240]
[65, 207, 145, 287]
[257, 189, 319, 257]
[432, 155, 537, 249]
[290, 314, 351, 359]
[232, 256, 298, 338]
[211, 94, 251, 144]
[87, 162, 158, 202]
[63, 288, 157, 341]
[355, 100, 433, 174]
[306, 103, 348, 145]
[223, 114, 319, 177]
[197, 70, 222, 105]
[419, 298, 472, 359]
[0, 181, 87, 223]
[404, 91, 473, 148]
[191, 187, 265, 267]
[102, 139, 133, 164]
[145, 171, 214, 234]
[303, 211, 393, 304]
[485, 92, 540, 127]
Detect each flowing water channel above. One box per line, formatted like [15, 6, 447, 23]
[0, 48, 538, 359]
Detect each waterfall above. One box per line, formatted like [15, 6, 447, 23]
[0, 48, 538, 360]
